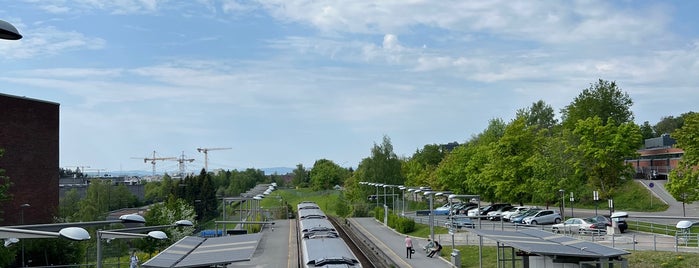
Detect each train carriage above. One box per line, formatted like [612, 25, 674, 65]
[297, 201, 361, 267]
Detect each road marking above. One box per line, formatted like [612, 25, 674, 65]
[349, 218, 413, 267]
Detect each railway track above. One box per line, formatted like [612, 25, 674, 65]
[328, 216, 376, 268]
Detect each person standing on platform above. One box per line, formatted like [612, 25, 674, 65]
[130, 251, 139, 268]
[405, 235, 413, 259]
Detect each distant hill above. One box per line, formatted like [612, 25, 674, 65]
[261, 167, 294, 175]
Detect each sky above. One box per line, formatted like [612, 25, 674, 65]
[1, 1, 698, 175]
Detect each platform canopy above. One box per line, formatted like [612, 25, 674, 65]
[469, 228, 629, 258]
[142, 233, 262, 268]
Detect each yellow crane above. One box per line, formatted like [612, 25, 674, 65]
[196, 147, 231, 172]
[133, 151, 176, 176]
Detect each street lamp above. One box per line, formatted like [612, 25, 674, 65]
[0, 19, 22, 40]
[424, 191, 435, 240]
[407, 188, 415, 213]
[0, 226, 90, 241]
[1, 226, 91, 266]
[398, 186, 406, 216]
[559, 189, 565, 218]
[19, 203, 30, 268]
[96, 220, 193, 268]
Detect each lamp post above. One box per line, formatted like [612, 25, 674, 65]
[0, 226, 90, 267]
[569, 192, 575, 218]
[407, 188, 415, 213]
[0, 19, 22, 40]
[424, 191, 435, 240]
[398, 186, 406, 216]
[382, 184, 387, 207]
[0, 226, 91, 240]
[559, 189, 565, 218]
[19, 203, 30, 267]
[96, 220, 193, 268]
[448, 194, 480, 268]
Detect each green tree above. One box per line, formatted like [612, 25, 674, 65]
[309, 159, 349, 191]
[531, 130, 580, 207]
[516, 100, 557, 131]
[58, 188, 81, 221]
[654, 115, 682, 136]
[77, 180, 110, 221]
[568, 117, 642, 198]
[403, 144, 446, 187]
[436, 118, 505, 200]
[488, 116, 538, 204]
[354, 135, 404, 186]
[561, 79, 634, 129]
[139, 197, 197, 254]
[640, 121, 655, 141]
[291, 164, 309, 187]
[667, 113, 699, 207]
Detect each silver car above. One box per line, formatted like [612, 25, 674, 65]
[523, 209, 562, 225]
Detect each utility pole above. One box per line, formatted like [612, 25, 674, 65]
[174, 151, 195, 178]
[196, 147, 231, 172]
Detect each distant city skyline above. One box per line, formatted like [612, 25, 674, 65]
[2, 1, 698, 174]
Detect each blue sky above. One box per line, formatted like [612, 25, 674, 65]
[1, 1, 697, 175]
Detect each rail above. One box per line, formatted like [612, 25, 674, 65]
[332, 216, 395, 268]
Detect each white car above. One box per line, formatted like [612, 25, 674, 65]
[500, 206, 530, 222]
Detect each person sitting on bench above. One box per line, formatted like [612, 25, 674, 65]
[427, 240, 442, 258]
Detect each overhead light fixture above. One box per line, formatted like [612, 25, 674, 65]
[0, 19, 22, 40]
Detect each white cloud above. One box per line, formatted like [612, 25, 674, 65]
[0, 26, 105, 59]
[253, 0, 669, 45]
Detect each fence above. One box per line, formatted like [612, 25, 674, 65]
[410, 215, 699, 253]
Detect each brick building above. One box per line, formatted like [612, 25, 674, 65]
[627, 134, 683, 180]
[0, 93, 59, 225]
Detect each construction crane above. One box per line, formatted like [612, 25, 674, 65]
[134, 151, 177, 176]
[173, 151, 195, 178]
[196, 147, 231, 172]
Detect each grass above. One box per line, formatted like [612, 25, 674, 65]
[260, 188, 341, 214]
[626, 251, 699, 268]
[560, 180, 668, 212]
[436, 246, 699, 268]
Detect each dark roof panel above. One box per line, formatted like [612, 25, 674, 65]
[469, 229, 629, 258]
[142, 233, 263, 268]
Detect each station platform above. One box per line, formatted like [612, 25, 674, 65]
[348, 217, 456, 268]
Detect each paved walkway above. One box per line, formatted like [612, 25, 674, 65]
[349, 217, 455, 268]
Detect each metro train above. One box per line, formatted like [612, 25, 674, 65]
[297, 201, 362, 268]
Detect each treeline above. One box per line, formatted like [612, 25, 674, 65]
[288, 80, 696, 216]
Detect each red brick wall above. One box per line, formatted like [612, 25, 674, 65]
[0, 94, 59, 225]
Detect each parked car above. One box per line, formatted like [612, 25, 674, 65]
[467, 203, 511, 217]
[523, 209, 562, 225]
[449, 202, 478, 216]
[611, 211, 629, 233]
[433, 203, 452, 215]
[552, 217, 607, 234]
[486, 205, 515, 221]
[450, 202, 477, 216]
[501, 206, 531, 222]
[445, 216, 475, 229]
[510, 208, 542, 224]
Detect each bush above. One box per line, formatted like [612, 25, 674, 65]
[352, 203, 370, 217]
[395, 216, 416, 233]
